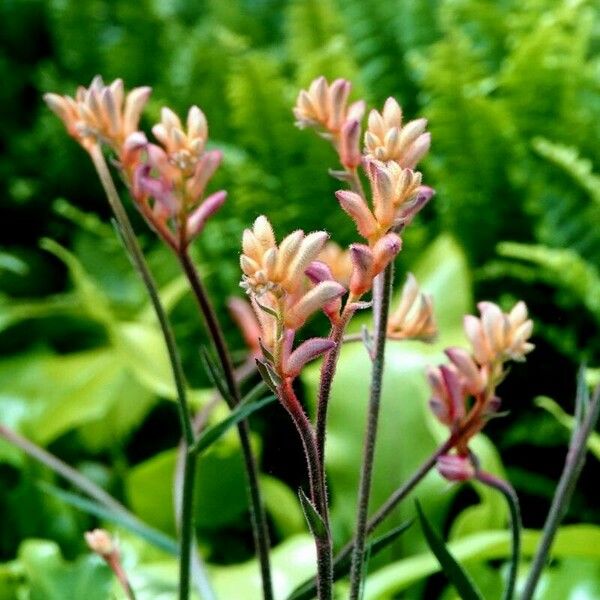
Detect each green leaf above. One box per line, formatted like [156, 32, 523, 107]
[190, 394, 276, 455]
[17, 539, 111, 600]
[38, 482, 178, 555]
[416, 501, 484, 600]
[364, 525, 600, 598]
[200, 346, 234, 405]
[298, 488, 327, 540]
[260, 475, 306, 537]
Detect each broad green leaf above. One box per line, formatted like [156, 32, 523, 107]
[416, 501, 484, 600]
[260, 475, 306, 537]
[363, 525, 600, 599]
[535, 396, 600, 459]
[17, 539, 111, 600]
[126, 441, 250, 534]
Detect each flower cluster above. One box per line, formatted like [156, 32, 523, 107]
[239, 216, 346, 381]
[44, 76, 150, 154]
[364, 97, 431, 168]
[427, 301, 534, 481]
[44, 77, 225, 251]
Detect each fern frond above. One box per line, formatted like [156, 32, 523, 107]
[497, 242, 600, 319]
[533, 138, 600, 206]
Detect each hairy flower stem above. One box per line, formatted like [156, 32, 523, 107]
[177, 248, 274, 600]
[89, 146, 199, 600]
[348, 263, 394, 600]
[316, 307, 355, 478]
[476, 471, 521, 600]
[280, 379, 333, 600]
[521, 385, 600, 600]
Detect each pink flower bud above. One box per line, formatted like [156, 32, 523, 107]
[349, 243, 374, 296]
[372, 233, 402, 274]
[445, 347, 485, 394]
[339, 119, 362, 169]
[186, 190, 227, 242]
[284, 338, 336, 378]
[436, 454, 475, 482]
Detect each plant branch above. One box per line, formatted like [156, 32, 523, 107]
[475, 471, 521, 600]
[348, 263, 394, 600]
[521, 384, 600, 600]
[177, 247, 273, 600]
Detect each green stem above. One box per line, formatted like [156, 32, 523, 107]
[476, 471, 521, 600]
[177, 248, 274, 600]
[280, 380, 333, 600]
[521, 385, 600, 600]
[89, 146, 198, 600]
[348, 263, 394, 600]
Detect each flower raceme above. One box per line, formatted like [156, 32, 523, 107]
[427, 300, 534, 481]
[44, 76, 150, 154]
[364, 97, 431, 168]
[44, 77, 226, 251]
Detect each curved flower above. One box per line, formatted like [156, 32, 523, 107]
[364, 97, 430, 168]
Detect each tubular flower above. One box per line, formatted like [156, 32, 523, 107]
[44, 76, 151, 153]
[239, 217, 346, 383]
[387, 273, 437, 342]
[464, 301, 534, 368]
[427, 300, 534, 482]
[337, 161, 433, 244]
[294, 76, 365, 171]
[364, 97, 431, 168]
[293, 76, 365, 134]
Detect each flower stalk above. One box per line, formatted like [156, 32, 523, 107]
[521, 384, 600, 600]
[475, 470, 521, 600]
[348, 261, 394, 599]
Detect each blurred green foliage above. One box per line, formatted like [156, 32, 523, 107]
[1, 0, 600, 597]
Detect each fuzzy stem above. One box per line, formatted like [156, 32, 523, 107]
[521, 385, 600, 600]
[316, 307, 355, 477]
[476, 472, 521, 600]
[177, 248, 273, 600]
[280, 379, 333, 600]
[348, 263, 394, 599]
[89, 146, 199, 600]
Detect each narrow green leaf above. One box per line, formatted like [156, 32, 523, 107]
[416, 500, 484, 600]
[241, 380, 268, 405]
[200, 346, 234, 404]
[37, 482, 178, 554]
[256, 359, 279, 394]
[298, 488, 327, 540]
[190, 395, 276, 455]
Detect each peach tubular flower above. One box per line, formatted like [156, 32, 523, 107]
[293, 76, 365, 134]
[364, 97, 431, 168]
[387, 273, 437, 342]
[316, 242, 353, 287]
[44, 76, 151, 153]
